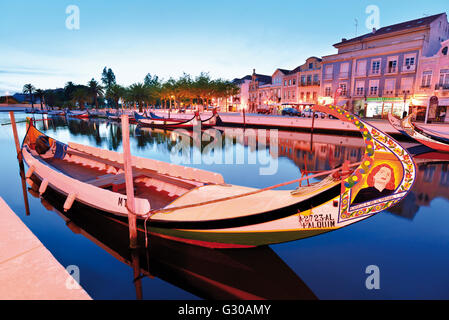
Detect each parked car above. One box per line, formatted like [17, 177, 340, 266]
[257, 107, 271, 114]
[281, 107, 300, 116]
[301, 109, 326, 118]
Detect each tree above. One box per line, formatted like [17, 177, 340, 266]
[106, 84, 125, 109]
[101, 67, 116, 90]
[64, 81, 76, 101]
[88, 78, 104, 109]
[128, 83, 149, 112]
[72, 88, 88, 109]
[23, 84, 35, 109]
[35, 89, 45, 110]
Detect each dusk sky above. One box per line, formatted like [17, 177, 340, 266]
[1, 0, 449, 95]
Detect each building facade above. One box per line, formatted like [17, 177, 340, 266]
[414, 39, 449, 122]
[297, 57, 322, 109]
[248, 69, 272, 112]
[320, 13, 449, 119]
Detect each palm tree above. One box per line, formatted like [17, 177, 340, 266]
[35, 89, 45, 110]
[72, 88, 88, 109]
[106, 84, 125, 109]
[87, 79, 104, 109]
[128, 83, 149, 112]
[23, 84, 35, 109]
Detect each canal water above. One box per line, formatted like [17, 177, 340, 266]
[1, 112, 449, 299]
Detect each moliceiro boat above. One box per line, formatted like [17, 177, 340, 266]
[388, 112, 449, 153]
[66, 110, 89, 119]
[22, 105, 416, 248]
[134, 110, 218, 129]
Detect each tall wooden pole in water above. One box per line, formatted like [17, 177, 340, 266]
[9, 112, 30, 216]
[9, 112, 22, 162]
[121, 114, 138, 249]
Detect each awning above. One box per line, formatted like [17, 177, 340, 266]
[336, 99, 348, 107]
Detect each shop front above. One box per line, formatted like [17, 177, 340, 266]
[365, 97, 409, 119]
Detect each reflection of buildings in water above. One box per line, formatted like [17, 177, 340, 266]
[273, 132, 365, 172]
[28, 185, 317, 300]
[389, 162, 449, 220]
[415, 163, 449, 206]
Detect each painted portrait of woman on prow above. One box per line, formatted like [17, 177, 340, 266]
[352, 164, 396, 205]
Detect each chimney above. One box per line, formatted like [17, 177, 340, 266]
[372, 28, 377, 34]
[252, 68, 256, 75]
[342, 38, 347, 42]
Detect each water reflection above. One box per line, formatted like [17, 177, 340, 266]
[34, 118, 367, 173]
[5, 112, 449, 299]
[28, 185, 317, 300]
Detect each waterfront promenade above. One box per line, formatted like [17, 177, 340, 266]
[150, 110, 449, 137]
[0, 197, 91, 300]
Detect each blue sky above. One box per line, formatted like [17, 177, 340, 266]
[1, 0, 449, 95]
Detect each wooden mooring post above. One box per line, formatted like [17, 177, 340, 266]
[9, 111, 22, 162]
[9, 112, 31, 216]
[121, 114, 138, 249]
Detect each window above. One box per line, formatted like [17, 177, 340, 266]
[371, 59, 381, 75]
[293, 79, 296, 85]
[340, 62, 350, 78]
[313, 74, 319, 84]
[339, 83, 347, 96]
[301, 76, 306, 85]
[325, 86, 332, 96]
[439, 69, 449, 86]
[309, 63, 314, 69]
[403, 54, 417, 72]
[387, 57, 398, 73]
[401, 77, 413, 93]
[306, 92, 311, 101]
[421, 71, 432, 88]
[284, 80, 287, 86]
[369, 80, 379, 95]
[405, 57, 415, 66]
[313, 92, 317, 101]
[306, 75, 312, 85]
[385, 79, 396, 94]
[325, 65, 333, 80]
[355, 81, 365, 96]
[301, 92, 305, 100]
[356, 60, 367, 76]
[288, 79, 291, 86]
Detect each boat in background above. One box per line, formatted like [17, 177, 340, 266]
[135, 109, 218, 129]
[388, 112, 449, 153]
[47, 110, 65, 116]
[21, 105, 416, 248]
[66, 110, 89, 119]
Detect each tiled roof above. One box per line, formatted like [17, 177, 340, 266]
[334, 13, 446, 47]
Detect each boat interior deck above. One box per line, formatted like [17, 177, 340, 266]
[40, 151, 200, 210]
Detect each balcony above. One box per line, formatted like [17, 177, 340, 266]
[420, 84, 432, 90]
[354, 71, 366, 78]
[435, 83, 449, 90]
[402, 65, 416, 73]
[300, 81, 320, 86]
[384, 90, 396, 96]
